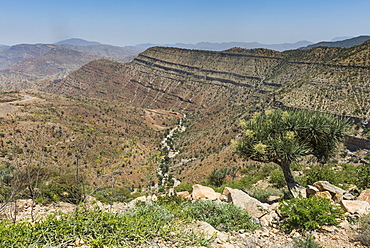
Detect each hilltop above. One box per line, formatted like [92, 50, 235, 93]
[53, 38, 102, 46]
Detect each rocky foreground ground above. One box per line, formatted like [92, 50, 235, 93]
[1, 181, 370, 248]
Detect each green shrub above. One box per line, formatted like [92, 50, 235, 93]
[269, 169, 286, 188]
[174, 181, 193, 192]
[291, 163, 303, 171]
[32, 166, 88, 204]
[304, 163, 356, 189]
[206, 167, 240, 187]
[206, 168, 228, 187]
[305, 165, 336, 186]
[279, 196, 344, 231]
[293, 235, 322, 248]
[259, 163, 278, 177]
[222, 175, 261, 190]
[0, 202, 208, 247]
[358, 214, 370, 246]
[92, 186, 133, 204]
[181, 200, 258, 232]
[357, 164, 370, 190]
[246, 187, 284, 203]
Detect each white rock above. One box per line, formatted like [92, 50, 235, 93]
[340, 200, 370, 216]
[222, 187, 269, 218]
[192, 184, 218, 201]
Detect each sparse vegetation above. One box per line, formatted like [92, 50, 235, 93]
[357, 214, 370, 246]
[293, 235, 322, 248]
[0, 197, 259, 247]
[279, 196, 344, 231]
[180, 199, 258, 232]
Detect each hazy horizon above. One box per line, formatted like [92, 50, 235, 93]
[1, 0, 369, 46]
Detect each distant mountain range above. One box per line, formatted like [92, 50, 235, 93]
[0, 39, 146, 90]
[134, 36, 370, 51]
[135, 40, 313, 52]
[0, 38, 144, 71]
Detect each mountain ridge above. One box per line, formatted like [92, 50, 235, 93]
[304, 35, 370, 49]
[135, 40, 313, 52]
[45, 41, 370, 182]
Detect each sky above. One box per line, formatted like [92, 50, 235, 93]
[0, 0, 369, 47]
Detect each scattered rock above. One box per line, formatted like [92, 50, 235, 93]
[268, 202, 279, 211]
[313, 181, 356, 200]
[128, 195, 147, 207]
[313, 181, 346, 195]
[222, 187, 269, 218]
[340, 200, 370, 216]
[75, 238, 85, 246]
[176, 191, 191, 200]
[306, 185, 320, 196]
[192, 184, 218, 201]
[357, 189, 370, 204]
[259, 211, 280, 227]
[190, 221, 220, 240]
[333, 190, 344, 203]
[338, 220, 351, 230]
[266, 195, 280, 203]
[315, 191, 332, 200]
[343, 192, 356, 200]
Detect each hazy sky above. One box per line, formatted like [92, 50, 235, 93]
[1, 0, 369, 46]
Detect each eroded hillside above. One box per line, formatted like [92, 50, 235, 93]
[0, 91, 171, 192]
[44, 42, 370, 182]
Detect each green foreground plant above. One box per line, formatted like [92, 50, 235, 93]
[179, 199, 258, 232]
[293, 234, 322, 248]
[0, 197, 258, 247]
[279, 196, 344, 231]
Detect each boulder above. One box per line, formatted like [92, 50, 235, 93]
[314, 191, 332, 200]
[177, 191, 191, 200]
[340, 200, 370, 216]
[313, 181, 355, 200]
[357, 189, 370, 204]
[313, 181, 345, 194]
[214, 192, 223, 202]
[306, 185, 319, 196]
[192, 184, 218, 201]
[259, 211, 280, 227]
[222, 187, 269, 218]
[266, 195, 281, 203]
[333, 191, 343, 203]
[188, 221, 228, 242]
[343, 192, 356, 200]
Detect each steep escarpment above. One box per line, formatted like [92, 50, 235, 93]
[45, 43, 370, 181]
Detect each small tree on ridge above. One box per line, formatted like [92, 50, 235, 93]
[232, 109, 349, 197]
